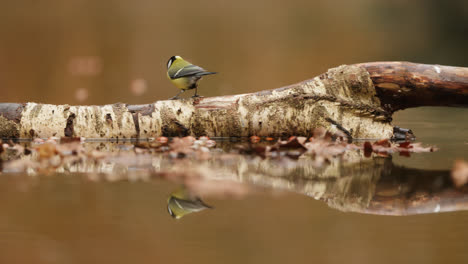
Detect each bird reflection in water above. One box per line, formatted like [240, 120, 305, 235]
[164, 155, 468, 217]
[167, 186, 213, 219]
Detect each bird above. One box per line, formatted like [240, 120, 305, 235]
[166, 55, 217, 99]
[167, 187, 213, 219]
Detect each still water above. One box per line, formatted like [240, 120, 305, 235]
[1, 0, 467, 263]
[0, 107, 467, 264]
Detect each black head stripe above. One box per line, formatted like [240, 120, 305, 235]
[168, 204, 176, 218]
[167, 56, 176, 69]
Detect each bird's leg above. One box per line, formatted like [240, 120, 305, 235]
[192, 87, 200, 98]
[169, 90, 184, 100]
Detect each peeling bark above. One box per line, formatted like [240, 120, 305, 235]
[0, 62, 466, 139]
[0, 103, 24, 138]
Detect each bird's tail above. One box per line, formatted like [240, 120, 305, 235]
[200, 72, 217, 76]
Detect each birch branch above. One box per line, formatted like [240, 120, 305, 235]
[1, 62, 467, 139]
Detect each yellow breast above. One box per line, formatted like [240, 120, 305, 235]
[167, 74, 190, 90]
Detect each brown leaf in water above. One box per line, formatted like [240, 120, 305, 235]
[184, 136, 196, 144]
[169, 137, 196, 156]
[280, 136, 307, 150]
[252, 146, 267, 158]
[297, 136, 308, 145]
[60, 137, 81, 144]
[372, 145, 393, 155]
[55, 142, 83, 155]
[250, 135, 261, 143]
[88, 150, 107, 159]
[3, 159, 38, 173]
[398, 141, 412, 148]
[304, 140, 348, 160]
[35, 143, 58, 160]
[205, 140, 216, 148]
[399, 151, 411, 157]
[367, 140, 436, 155]
[363, 141, 373, 157]
[156, 137, 169, 145]
[324, 131, 333, 142]
[285, 150, 304, 159]
[134, 147, 146, 154]
[408, 143, 437, 153]
[374, 139, 391, 147]
[134, 142, 151, 149]
[334, 130, 349, 142]
[312, 127, 326, 139]
[24, 148, 32, 155]
[451, 160, 468, 188]
[0, 124, 441, 177]
[376, 152, 390, 157]
[33, 138, 45, 144]
[134, 141, 163, 150]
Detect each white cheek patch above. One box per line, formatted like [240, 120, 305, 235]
[167, 60, 173, 69]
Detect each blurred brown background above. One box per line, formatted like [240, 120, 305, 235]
[1, 0, 467, 104]
[1, 2, 468, 264]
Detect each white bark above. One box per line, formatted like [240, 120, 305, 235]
[2, 64, 396, 139]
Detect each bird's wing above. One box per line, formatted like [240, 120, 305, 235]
[172, 197, 212, 211]
[168, 64, 208, 79]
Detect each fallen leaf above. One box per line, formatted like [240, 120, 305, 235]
[399, 151, 411, 157]
[363, 141, 373, 157]
[157, 137, 169, 144]
[312, 127, 326, 139]
[35, 143, 58, 159]
[407, 143, 436, 153]
[60, 137, 81, 144]
[279, 137, 307, 150]
[398, 142, 412, 148]
[250, 136, 261, 143]
[374, 139, 391, 147]
[205, 140, 216, 148]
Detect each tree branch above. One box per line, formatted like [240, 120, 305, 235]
[359, 62, 468, 112]
[0, 62, 466, 139]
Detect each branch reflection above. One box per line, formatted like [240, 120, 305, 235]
[2, 141, 466, 216]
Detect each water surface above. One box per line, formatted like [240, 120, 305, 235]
[0, 107, 467, 264]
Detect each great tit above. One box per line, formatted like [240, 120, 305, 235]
[167, 187, 213, 219]
[166, 55, 217, 99]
